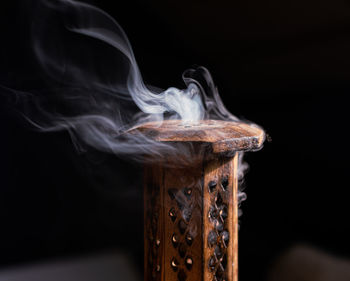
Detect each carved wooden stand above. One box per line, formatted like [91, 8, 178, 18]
[129, 120, 264, 281]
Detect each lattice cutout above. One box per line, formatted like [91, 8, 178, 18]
[168, 186, 197, 280]
[207, 176, 231, 281]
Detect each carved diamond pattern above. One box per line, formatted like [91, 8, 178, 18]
[168, 186, 196, 280]
[207, 176, 230, 281]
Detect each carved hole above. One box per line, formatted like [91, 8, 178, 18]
[178, 219, 187, 235]
[178, 243, 187, 258]
[208, 255, 216, 271]
[209, 206, 218, 221]
[168, 188, 177, 200]
[177, 269, 187, 281]
[221, 176, 229, 191]
[220, 205, 228, 221]
[182, 208, 192, 223]
[185, 233, 193, 246]
[215, 193, 223, 208]
[169, 208, 177, 222]
[222, 230, 229, 247]
[221, 254, 227, 269]
[215, 219, 224, 232]
[185, 256, 193, 270]
[215, 263, 225, 281]
[208, 181, 217, 193]
[171, 257, 179, 271]
[208, 230, 218, 247]
[183, 187, 192, 199]
[172, 234, 179, 248]
[215, 245, 223, 259]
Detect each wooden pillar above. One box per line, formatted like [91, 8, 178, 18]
[129, 120, 264, 281]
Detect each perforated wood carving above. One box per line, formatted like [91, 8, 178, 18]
[137, 120, 264, 281]
[144, 154, 238, 281]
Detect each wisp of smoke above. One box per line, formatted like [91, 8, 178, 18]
[27, 0, 244, 157]
[4, 0, 263, 209]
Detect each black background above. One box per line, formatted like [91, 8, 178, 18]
[1, 0, 350, 280]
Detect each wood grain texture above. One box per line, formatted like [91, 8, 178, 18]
[203, 155, 238, 281]
[144, 153, 239, 281]
[163, 165, 203, 281]
[144, 163, 164, 281]
[128, 120, 265, 153]
[232, 155, 239, 281]
[142, 120, 257, 280]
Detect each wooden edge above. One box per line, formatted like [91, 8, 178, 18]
[212, 130, 265, 153]
[127, 120, 265, 154]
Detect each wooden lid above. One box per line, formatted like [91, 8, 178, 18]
[127, 119, 265, 153]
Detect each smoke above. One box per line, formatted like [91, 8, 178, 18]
[237, 152, 249, 217]
[3, 0, 263, 213]
[22, 0, 245, 160]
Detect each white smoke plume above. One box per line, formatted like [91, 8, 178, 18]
[23, 0, 245, 159]
[3, 0, 263, 209]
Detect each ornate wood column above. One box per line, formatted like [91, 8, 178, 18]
[129, 120, 264, 281]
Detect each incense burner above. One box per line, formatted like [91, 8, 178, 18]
[129, 120, 264, 281]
